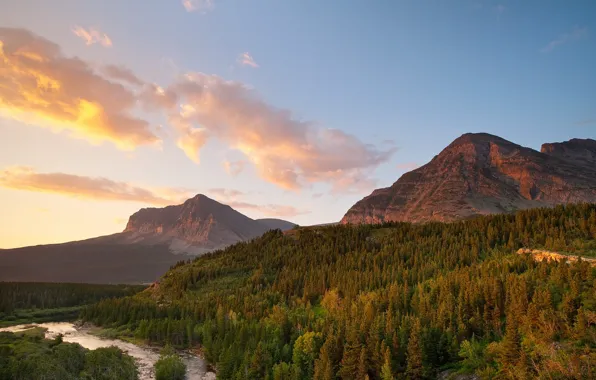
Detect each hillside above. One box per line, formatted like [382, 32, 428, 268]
[82, 204, 596, 379]
[342, 133, 596, 224]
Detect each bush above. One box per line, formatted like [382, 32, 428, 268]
[155, 346, 186, 380]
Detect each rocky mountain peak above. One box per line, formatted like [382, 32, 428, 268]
[341, 133, 596, 224]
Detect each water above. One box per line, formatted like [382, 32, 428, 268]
[0, 322, 215, 380]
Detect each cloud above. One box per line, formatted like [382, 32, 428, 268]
[541, 26, 587, 53]
[238, 52, 259, 68]
[312, 192, 324, 199]
[0, 27, 159, 149]
[0, 166, 194, 205]
[396, 162, 419, 171]
[575, 119, 595, 126]
[207, 188, 245, 199]
[102, 65, 144, 86]
[155, 73, 394, 191]
[182, 0, 214, 13]
[72, 26, 112, 47]
[227, 201, 308, 218]
[223, 160, 246, 176]
[206, 187, 307, 217]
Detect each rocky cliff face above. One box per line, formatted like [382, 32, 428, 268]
[342, 133, 596, 224]
[122, 194, 273, 253]
[540, 138, 596, 167]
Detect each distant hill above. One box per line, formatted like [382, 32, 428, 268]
[342, 133, 596, 224]
[0, 194, 294, 284]
[256, 218, 297, 231]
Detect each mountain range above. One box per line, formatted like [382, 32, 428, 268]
[2, 132, 595, 284]
[342, 133, 596, 224]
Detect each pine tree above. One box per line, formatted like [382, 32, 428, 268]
[406, 319, 424, 380]
[380, 346, 394, 380]
[339, 327, 361, 380]
[357, 347, 368, 380]
[248, 342, 267, 379]
[499, 318, 520, 375]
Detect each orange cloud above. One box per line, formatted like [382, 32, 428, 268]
[0, 167, 193, 205]
[156, 73, 394, 191]
[0, 27, 159, 149]
[0, 166, 305, 217]
[72, 26, 112, 47]
[238, 52, 259, 68]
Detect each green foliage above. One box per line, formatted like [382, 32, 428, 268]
[81, 204, 596, 379]
[82, 346, 138, 380]
[0, 330, 138, 380]
[0, 282, 145, 327]
[155, 345, 186, 380]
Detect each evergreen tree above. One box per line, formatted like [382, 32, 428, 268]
[380, 346, 394, 380]
[406, 319, 424, 380]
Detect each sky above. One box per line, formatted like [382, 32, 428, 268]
[0, 0, 595, 248]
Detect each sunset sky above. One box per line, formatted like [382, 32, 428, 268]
[1, 0, 595, 248]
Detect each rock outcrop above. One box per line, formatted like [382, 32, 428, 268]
[517, 248, 596, 266]
[342, 133, 596, 224]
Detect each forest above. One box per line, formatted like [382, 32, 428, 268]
[0, 282, 145, 327]
[76, 204, 596, 379]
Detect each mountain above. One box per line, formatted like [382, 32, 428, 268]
[119, 194, 274, 255]
[0, 194, 293, 283]
[342, 133, 596, 224]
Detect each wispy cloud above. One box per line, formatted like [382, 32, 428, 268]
[0, 167, 194, 205]
[396, 162, 420, 171]
[223, 160, 246, 176]
[154, 73, 394, 191]
[238, 52, 259, 68]
[575, 119, 595, 126]
[206, 188, 307, 217]
[0, 27, 159, 150]
[72, 26, 112, 47]
[182, 0, 214, 13]
[207, 188, 245, 199]
[102, 65, 144, 86]
[541, 26, 587, 53]
[227, 201, 308, 218]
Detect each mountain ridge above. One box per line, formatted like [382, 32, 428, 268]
[342, 133, 596, 224]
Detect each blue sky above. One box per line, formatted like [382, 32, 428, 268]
[0, 0, 594, 247]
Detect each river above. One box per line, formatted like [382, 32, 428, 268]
[0, 322, 215, 380]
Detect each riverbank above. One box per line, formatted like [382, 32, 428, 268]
[0, 322, 214, 380]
